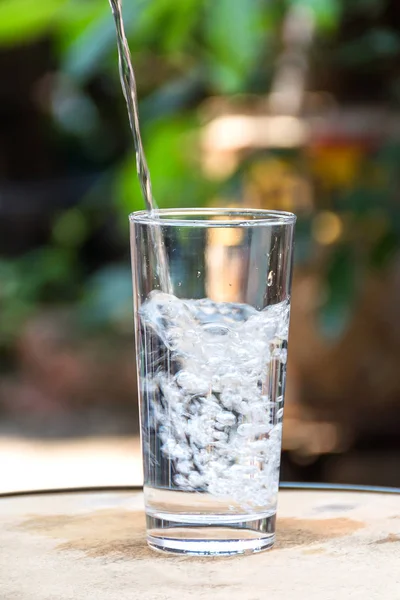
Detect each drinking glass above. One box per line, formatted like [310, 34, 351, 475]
[130, 208, 296, 555]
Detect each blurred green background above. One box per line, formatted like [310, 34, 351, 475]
[0, 0, 400, 490]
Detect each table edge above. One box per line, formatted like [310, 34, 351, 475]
[0, 482, 399, 500]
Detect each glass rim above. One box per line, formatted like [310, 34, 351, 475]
[129, 208, 296, 228]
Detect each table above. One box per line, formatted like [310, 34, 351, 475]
[0, 486, 399, 600]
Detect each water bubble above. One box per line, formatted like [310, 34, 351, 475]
[213, 430, 228, 442]
[140, 292, 289, 506]
[176, 371, 210, 395]
[216, 412, 236, 427]
[237, 423, 271, 437]
[220, 391, 240, 409]
[197, 271, 201, 278]
[176, 460, 192, 475]
[172, 444, 192, 460]
[161, 439, 176, 457]
[203, 323, 230, 336]
[267, 271, 274, 287]
[178, 282, 182, 287]
[188, 472, 205, 488]
[174, 474, 189, 488]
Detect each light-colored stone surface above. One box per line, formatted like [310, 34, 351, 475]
[0, 489, 399, 599]
[0, 423, 343, 496]
[0, 436, 142, 493]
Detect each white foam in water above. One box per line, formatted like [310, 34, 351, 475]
[140, 291, 290, 509]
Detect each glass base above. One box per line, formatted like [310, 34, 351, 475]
[146, 513, 276, 556]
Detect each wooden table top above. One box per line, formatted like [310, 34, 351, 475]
[0, 486, 399, 600]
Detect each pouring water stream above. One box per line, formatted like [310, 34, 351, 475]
[109, 0, 172, 293]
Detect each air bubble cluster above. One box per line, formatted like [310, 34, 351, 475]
[140, 291, 290, 509]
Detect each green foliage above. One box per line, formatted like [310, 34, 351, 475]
[58, 1, 143, 82]
[116, 115, 214, 214]
[337, 28, 400, 66]
[319, 246, 356, 339]
[289, 0, 342, 32]
[137, 0, 200, 55]
[204, 0, 267, 93]
[343, 0, 388, 18]
[369, 230, 398, 270]
[0, 248, 79, 347]
[0, 0, 399, 346]
[60, 7, 116, 82]
[78, 264, 133, 332]
[52, 208, 89, 248]
[0, 0, 67, 45]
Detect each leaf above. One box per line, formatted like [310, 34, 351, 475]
[318, 246, 356, 340]
[60, 9, 114, 81]
[56, 1, 109, 54]
[138, 0, 200, 54]
[57, 0, 106, 39]
[205, 0, 266, 93]
[0, 0, 67, 46]
[369, 231, 399, 270]
[116, 116, 212, 216]
[140, 68, 205, 122]
[345, 0, 388, 18]
[79, 264, 133, 330]
[20, 247, 78, 301]
[116, 157, 145, 217]
[292, 218, 313, 265]
[337, 29, 400, 67]
[52, 208, 89, 248]
[289, 0, 342, 32]
[59, 0, 142, 82]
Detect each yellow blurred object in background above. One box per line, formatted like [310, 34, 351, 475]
[313, 211, 343, 245]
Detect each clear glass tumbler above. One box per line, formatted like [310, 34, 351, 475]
[130, 208, 296, 555]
